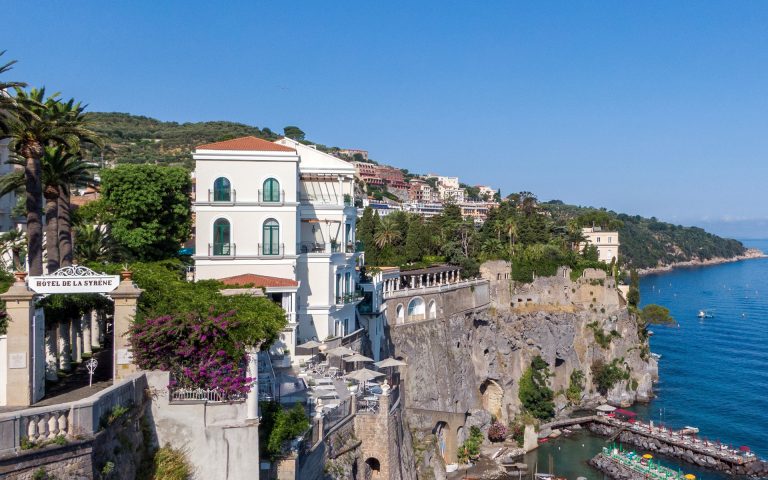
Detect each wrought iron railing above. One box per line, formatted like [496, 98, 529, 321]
[257, 243, 285, 257]
[210, 243, 235, 256]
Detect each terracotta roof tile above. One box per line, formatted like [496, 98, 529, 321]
[196, 136, 295, 152]
[218, 273, 298, 288]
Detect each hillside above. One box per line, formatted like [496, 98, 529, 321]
[85, 112, 747, 271]
[540, 202, 746, 269]
[84, 112, 340, 168]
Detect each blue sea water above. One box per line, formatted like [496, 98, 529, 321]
[523, 240, 768, 479]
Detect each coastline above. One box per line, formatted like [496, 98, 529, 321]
[636, 248, 766, 276]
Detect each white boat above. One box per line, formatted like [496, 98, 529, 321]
[698, 310, 706, 318]
[650, 352, 662, 360]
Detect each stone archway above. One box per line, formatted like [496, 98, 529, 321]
[365, 457, 381, 478]
[1, 266, 141, 407]
[434, 421, 450, 463]
[479, 379, 504, 420]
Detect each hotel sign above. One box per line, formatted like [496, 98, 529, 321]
[28, 265, 120, 294]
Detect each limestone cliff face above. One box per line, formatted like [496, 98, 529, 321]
[390, 267, 657, 435]
[393, 308, 655, 423]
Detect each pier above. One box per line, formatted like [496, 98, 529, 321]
[537, 414, 768, 477]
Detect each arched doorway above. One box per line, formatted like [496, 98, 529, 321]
[407, 297, 425, 321]
[479, 379, 504, 420]
[434, 421, 450, 463]
[428, 299, 437, 319]
[365, 457, 381, 477]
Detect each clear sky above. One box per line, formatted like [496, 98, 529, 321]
[4, 1, 768, 237]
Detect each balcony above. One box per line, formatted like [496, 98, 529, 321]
[297, 241, 344, 254]
[346, 240, 364, 253]
[335, 291, 364, 305]
[207, 189, 237, 203]
[257, 243, 285, 258]
[210, 242, 235, 257]
[257, 189, 287, 205]
[299, 194, 344, 206]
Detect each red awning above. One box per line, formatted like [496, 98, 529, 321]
[740, 446, 750, 452]
[614, 409, 637, 417]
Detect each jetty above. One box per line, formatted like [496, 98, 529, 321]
[537, 414, 768, 477]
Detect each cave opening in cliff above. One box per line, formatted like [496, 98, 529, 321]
[555, 357, 565, 367]
[365, 457, 381, 475]
[479, 379, 503, 420]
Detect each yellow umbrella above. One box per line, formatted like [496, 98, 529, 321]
[684, 475, 696, 480]
[643, 454, 653, 459]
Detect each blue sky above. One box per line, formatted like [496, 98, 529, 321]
[4, 1, 768, 237]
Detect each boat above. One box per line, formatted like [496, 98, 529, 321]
[650, 352, 662, 360]
[698, 310, 715, 318]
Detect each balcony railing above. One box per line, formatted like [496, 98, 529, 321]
[257, 189, 286, 205]
[299, 194, 343, 205]
[210, 242, 235, 256]
[336, 292, 364, 305]
[298, 242, 327, 254]
[208, 189, 237, 203]
[257, 243, 285, 258]
[346, 240, 364, 253]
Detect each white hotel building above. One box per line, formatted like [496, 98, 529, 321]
[193, 136, 361, 353]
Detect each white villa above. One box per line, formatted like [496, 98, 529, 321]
[581, 226, 620, 263]
[193, 136, 362, 355]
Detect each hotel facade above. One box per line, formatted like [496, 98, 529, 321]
[193, 136, 362, 353]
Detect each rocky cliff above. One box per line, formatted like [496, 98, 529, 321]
[388, 265, 657, 477]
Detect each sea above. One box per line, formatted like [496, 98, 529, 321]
[521, 239, 768, 479]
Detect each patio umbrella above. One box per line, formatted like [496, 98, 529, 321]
[297, 340, 322, 362]
[344, 368, 385, 395]
[326, 346, 356, 370]
[343, 353, 373, 372]
[374, 357, 407, 384]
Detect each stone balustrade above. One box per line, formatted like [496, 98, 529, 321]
[0, 373, 146, 454]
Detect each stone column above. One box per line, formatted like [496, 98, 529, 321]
[58, 319, 72, 371]
[70, 316, 82, 364]
[0, 273, 36, 406]
[44, 326, 58, 381]
[90, 310, 101, 350]
[82, 312, 92, 355]
[246, 346, 260, 420]
[110, 270, 143, 381]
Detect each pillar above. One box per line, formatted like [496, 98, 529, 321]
[90, 310, 101, 349]
[58, 319, 71, 371]
[0, 273, 35, 406]
[44, 326, 58, 381]
[110, 270, 143, 381]
[246, 346, 260, 420]
[82, 313, 92, 355]
[70, 316, 82, 363]
[98, 311, 106, 346]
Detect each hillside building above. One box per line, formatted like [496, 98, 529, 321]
[581, 227, 620, 263]
[193, 136, 362, 353]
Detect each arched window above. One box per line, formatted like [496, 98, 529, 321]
[428, 300, 437, 319]
[262, 178, 280, 202]
[396, 304, 404, 325]
[262, 219, 280, 255]
[213, 177, 231, 202]
[213, 218, 231, 255]
[407, 297, 425, 321]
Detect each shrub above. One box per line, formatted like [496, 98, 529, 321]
[518, 356, 554, 420]
[487, 421, 507, 442]
[151, 445, 192, 480]
[457, 426, 483, 464]
[260, 402, 310, 460]
[566, 369, 585, 405]
[592, 359, 631, 395]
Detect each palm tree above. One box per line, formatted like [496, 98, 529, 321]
[42, 145, 95, 271]
[74, 224, 118, 263]
[0, 229, 26, 271]
[6, 88, 101, 275]
[0, 51, 25, 135]
[504, 217, 518, 256]
[374, 217, 402, 249]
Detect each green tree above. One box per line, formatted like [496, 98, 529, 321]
[374, 216, 401, 249]
[0, 51, 24, 135]
[99, 164, 192, 260]
[5, 88, 101, 275]
[566, 369, 585, 405]
[627, 268, 640, 307]
[582, 244, 599, 262]
[592, 359, 630, 395]
[518, 356, 554, 420]
[282, 126, 305, 141]
[640, 304, 675, 325]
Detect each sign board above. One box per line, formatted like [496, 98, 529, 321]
[9, 352, 26, 369]
[28, 265, 120, 294]
[116, 349, 134, 365]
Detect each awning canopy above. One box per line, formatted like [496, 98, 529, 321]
[297, 340, 322, 349]
[325, 346, 355, 357]
[344, 368, 385, 382]
[596, 404, 616, 412]
[343, 353, 373, 363]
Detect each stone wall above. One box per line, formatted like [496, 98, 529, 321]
[145, 371, 260, 480]
[383, 280, 489, 327]
[479, 260, 512, 310]
[0, 398, 149, 480]
[509, 267, 621, 312]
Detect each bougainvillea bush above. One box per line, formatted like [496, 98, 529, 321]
[130, 310, 252, 397]
[487, 421, 508, 442]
